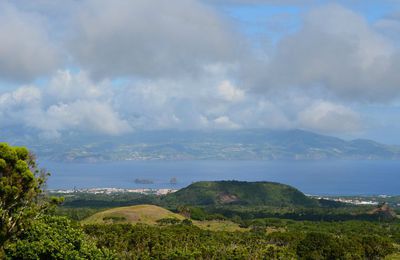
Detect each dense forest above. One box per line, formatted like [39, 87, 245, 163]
[1, 143, 400, 259]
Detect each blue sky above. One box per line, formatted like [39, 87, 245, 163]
[1, 0, 400, 144]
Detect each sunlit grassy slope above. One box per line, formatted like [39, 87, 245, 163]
[81, 204, 184, 225]
[81, 204, 246, 231]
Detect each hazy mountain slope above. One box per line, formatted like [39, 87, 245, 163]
[4, 129, 400, 162]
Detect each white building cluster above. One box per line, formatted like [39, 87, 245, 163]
[50, 188, 177, 195]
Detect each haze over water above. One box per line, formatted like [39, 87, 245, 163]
[43, 160, 400, 196]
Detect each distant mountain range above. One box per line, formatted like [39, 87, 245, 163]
[4, 129, 400, 162]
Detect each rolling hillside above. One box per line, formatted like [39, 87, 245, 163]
[81, 204, 184, 225]
[82, 204, 246, 231]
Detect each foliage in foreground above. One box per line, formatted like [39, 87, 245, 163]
[0, 143, 45, 248]
[84, 223, 396, 260]
[4, 216, 113, 259]
[0, 143, 109, 259]
[84, 223, 295, 259]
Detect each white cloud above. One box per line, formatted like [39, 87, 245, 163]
[0, 70, 365, 136]
[31, 100, 131, 137]
[298, 101, 361, 133]
[231, 100, 292, 129]
[69, 0, 241, 80]
[47, 70, 108, 101]
[248, 4, 400, 102]
[0, 86, 41, 107]
[0, 70, 131, 137]
[0, 2, 59, 82]
[2, 1, 398, 138]
[217, 80, 245, 102]
[213, 116, 240, 129]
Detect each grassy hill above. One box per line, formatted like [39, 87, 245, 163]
[82, 204, 246, 231]
[162, 180, 318, 207]
[82, 204, 184, 225]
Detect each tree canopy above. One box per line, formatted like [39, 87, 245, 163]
[0, 143, 110, 258]
[0, 143, 46, 249]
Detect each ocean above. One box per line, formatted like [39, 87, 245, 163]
[42, 160, 400, 196]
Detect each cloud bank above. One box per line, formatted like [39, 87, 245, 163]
[0, 2, 59, 82]
[0, 1, 399, 139]
[0, 71, 131, 137]
[246, 4, 400, 102]
[70, 0, 241, 79]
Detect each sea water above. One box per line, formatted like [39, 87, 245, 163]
[42, 160, 400, 196]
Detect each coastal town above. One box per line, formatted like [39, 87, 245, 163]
[311, 195, 400, 208]
[50, 187, 178, 196]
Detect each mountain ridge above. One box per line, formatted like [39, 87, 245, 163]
[4, 128, 400, 162]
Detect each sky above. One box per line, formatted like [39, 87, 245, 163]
[1, 0, 400, 144]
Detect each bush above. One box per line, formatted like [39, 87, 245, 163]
[297, 232, 345, 259]
[157, 218, 181, 225]
[103, 215, 127, 223]
[4, 216, 114, 259]
[361, 235, 395, 259]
